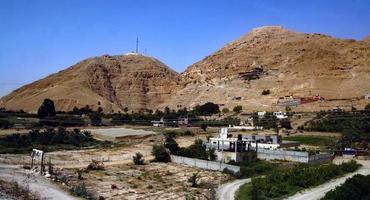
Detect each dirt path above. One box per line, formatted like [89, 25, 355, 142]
[216, 178, 251, 200]
[0, 164, 78, 200]
[286, 158, 370, 200]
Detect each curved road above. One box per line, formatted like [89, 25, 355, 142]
[286, 159, 370, 200]
[216, 178, 251, 200]
[0, 164, 78, 200]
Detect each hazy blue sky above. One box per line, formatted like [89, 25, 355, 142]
[1, 0, 370, 96]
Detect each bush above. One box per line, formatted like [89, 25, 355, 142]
[233, 105, 243, 113]
[261, 89, 270, 95]
[87, 160, 104, 171]
[0, 119, 13, 129]
[133, 152, 145, 165]
[187, 172, 200, 187]
[151, 144, 171, 162]
[70, 182, 95, 199]
[194, 102, 220, 115]
[236, 161, 361, 199]
[164, 134, 180, 154]
[200, 123, 208, 131]
[322, 174, 370, 200]
[222, 108, 230, 114]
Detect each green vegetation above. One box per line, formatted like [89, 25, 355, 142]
[187, 172, 200, 187]
[302, 110, 370, 142]
[236, 160, 361, 200]
[151, 144, 171, 162]
[70, 182, 96, 200]
[0, 128, 101, 154]
[251, 112, 278, 130]
[193, 102, 220, 115]
[321, 174, 370, 200]
[133, 152, 145, 165]
[177, 139, 216, 160]
[233, 105, 243, 113]
[37, 99, 56, 118]
[261, 90, 270, 95]
[284, 135, 337, 147]
[0, 180, 39, 200]
[0, 118, 13, 129]
[222, 108, 230, 114]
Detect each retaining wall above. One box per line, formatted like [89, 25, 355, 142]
[170, 155, 240, 173]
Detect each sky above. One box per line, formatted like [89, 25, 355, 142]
[0, 0, 370, 96]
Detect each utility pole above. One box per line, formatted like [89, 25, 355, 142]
[136, 37, 139, 53]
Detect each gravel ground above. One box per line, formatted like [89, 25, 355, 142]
[0, 164, 78, 200]
[0, 192, 12, 200]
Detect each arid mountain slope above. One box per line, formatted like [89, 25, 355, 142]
[1, 26, 370, 112]
[0, 54, 179, 113]
[163, 26, 370, 111]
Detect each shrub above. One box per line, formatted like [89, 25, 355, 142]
[70, 182, 95, 199]
[188, 172, 200, 187]
[261, 89, 270, 95]
[222, 108, 230, 114]
[200, 123, 208, 131]
[194, 102, 220, 115]
[87, 160, 104, 171]
[164, 135, 180, 154]
[0, 119, 13, 129]
[233, 105, 243, 113]
[322, 174, 370, 200]
[133, 152, 145, 165]
[151, 144, 171, 162]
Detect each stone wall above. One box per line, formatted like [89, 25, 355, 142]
[170, 155, 240, 173]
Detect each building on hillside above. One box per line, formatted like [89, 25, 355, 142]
[273, 111, 288, 119]
[178, 116, 190, 127]
[365, 94, 370, 100]
[151, 117, 165, 127]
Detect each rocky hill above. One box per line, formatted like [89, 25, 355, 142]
[164, 26, 370, 111]
[1, 26, 370, 113]
[0, 54, 180, 113]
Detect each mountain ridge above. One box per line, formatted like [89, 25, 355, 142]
[1, 26, 370, 113]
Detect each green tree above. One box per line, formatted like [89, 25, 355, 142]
[194, 102, 220, 115]
[89, 112, 102, 126]
[151, 144, 171, 162]
[37, 99, 56, 118]
[200, 123, 208, 132]
[164, 134, 180, 154]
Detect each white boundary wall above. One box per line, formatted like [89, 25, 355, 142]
[257, 149, 332, 163]
[170, 155, 240, 173]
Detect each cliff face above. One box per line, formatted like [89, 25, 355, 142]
[1, 26, 370, 113]
[0, 54, 180, 113]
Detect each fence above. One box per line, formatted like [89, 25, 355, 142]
[170, 155, 240, 173]
[257, 149, 332, 164]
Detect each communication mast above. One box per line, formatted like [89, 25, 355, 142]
[136, 37, 139, 53]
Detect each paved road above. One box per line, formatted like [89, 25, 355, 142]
[286, 159, 370, 200]
[0, 164, 78, 200]
[216, 178, 251, 200]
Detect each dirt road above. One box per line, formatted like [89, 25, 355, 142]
[0, 164, 78, 200]
[216, 178, 251, 200]
[286, 158, 370, 200]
